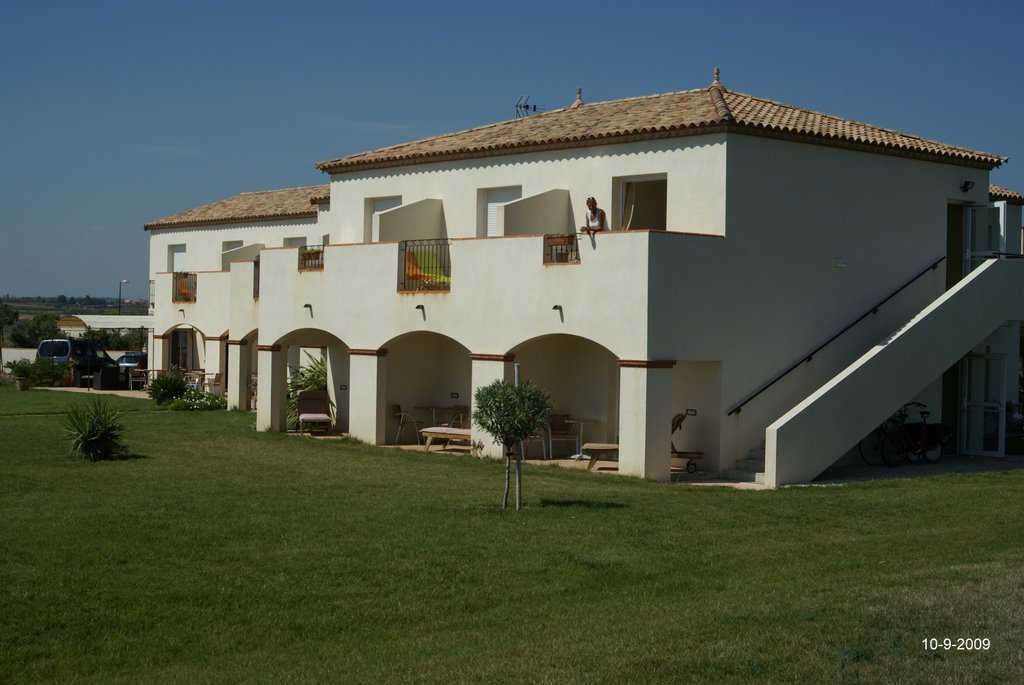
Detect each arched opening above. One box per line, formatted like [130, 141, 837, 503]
[382, 331, 471, 444]
[268, 328, 351, 433]
[510, 334, 619, 456]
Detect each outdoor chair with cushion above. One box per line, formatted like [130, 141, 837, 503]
[297, 390, 333, 435]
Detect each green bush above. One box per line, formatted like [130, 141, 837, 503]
[167, 388, 227, 411]
[62, 399, 129, 461]
[5, 360, 31, 378]
[29, 358, 67, 387]
[148, 372, 188, 405]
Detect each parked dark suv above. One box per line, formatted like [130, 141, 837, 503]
[36, 339, 118, 376]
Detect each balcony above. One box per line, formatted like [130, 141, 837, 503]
[543, 233, 581, 265]
[298, 245, 324, 271]
[172, 272, 197, 303]
[398, 239, 451, 292]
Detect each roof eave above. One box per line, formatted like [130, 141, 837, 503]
[315, 121, 1005, 176]
[143, 210, 320, 231]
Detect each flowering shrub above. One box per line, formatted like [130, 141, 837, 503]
[167, 388, 227, 411]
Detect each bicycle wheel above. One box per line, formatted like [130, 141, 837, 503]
[859, 432, 885, 466]
[880, 434, 905, 467]
[904, 446, 923, 463]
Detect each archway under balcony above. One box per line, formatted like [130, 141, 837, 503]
[509, 334, 619, 457]
[155, 323, 211, 374]
[226, 327, 259, 411]
[381, 331, 472, 444]
[262, 328, 351, 433]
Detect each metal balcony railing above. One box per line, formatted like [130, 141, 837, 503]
[398, 239, 451, 291]
[543, 233, 581, 264]
[298, 244, 324, 271]
[172, 272, 197, 303]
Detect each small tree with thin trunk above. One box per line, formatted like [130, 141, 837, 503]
[472, 379, 552, 510]
[0, 301, 18, 369]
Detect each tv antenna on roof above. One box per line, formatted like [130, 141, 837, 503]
[515, 95, 545, 118]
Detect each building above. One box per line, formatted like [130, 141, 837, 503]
[144, 71, 1024, 486]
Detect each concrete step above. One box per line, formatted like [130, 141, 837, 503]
[722, 468, 766, 484]
[735, 457, 766, 471]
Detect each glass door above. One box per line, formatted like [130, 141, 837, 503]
[961, 353, 1005, 457]
[964, 203, 1006, 274]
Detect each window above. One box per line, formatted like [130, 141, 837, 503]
[617, 176, 667, 230]
[222, 240, 243, 253]
[283, 237, 307, 248]
[365, 196, 402, 242]
[481, 187, 522, 237]
[168, 244, 186, 272]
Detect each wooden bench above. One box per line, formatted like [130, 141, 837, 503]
[419, 426, 472, 451]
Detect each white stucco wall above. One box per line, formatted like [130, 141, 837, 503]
[327, 136, 728, 243]
[147, 217, 320, 282]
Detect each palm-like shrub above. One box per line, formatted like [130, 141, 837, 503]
[62, 399, 129, 461]
[148, 372, 188, 405]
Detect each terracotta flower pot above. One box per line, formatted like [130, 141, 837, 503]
[15, 377, 30, 391]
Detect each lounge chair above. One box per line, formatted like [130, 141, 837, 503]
[404, 250, 451, 290]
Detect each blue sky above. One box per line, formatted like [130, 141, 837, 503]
[1, 0, 1021, 298]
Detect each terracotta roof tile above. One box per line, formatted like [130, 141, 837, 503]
[145, 185, 329, 230]
[990, 184, 1024, 205]
[316, 78, 1006, 173]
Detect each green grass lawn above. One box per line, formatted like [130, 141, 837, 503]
[1, 385, 1021, 683]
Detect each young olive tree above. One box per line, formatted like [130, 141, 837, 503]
[0, 301, 18, 369]
[472, 379, 552, 510]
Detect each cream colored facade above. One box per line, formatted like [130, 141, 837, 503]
[146, 93, 1023, 487]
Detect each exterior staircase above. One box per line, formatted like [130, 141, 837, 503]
[724, 442, 766, 483]
[767, 257, 1024, 487]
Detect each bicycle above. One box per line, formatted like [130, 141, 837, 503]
[859, 402, 952, 467]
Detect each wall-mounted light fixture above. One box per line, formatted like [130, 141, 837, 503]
[415, 304, 425, 320]
[303, 303, 313, 317]
[552, 304, 564, 323]
[178, 308, 185, 318]
[960, 181, 976, 193]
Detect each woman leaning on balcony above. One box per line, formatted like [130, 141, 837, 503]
[579, 197, 608, 235]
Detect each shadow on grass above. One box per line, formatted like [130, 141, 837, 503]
[75, 452, 149, 462]
[539, 499, 627, 510]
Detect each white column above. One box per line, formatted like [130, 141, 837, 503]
[469, 354, 516, 459]
[151, 334, 169, 372]
[617, 360, 675, 481]
[256, 344, 287, 432]
[326, 344, 350, 433]
[348, 348, 388, 445]
[226, 339, 251, 410]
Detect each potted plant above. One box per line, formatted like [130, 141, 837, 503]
[10, 362, 31, 391]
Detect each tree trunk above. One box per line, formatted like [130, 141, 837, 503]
[503, 449, 511, 510]
[515, 446, 523, 511]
